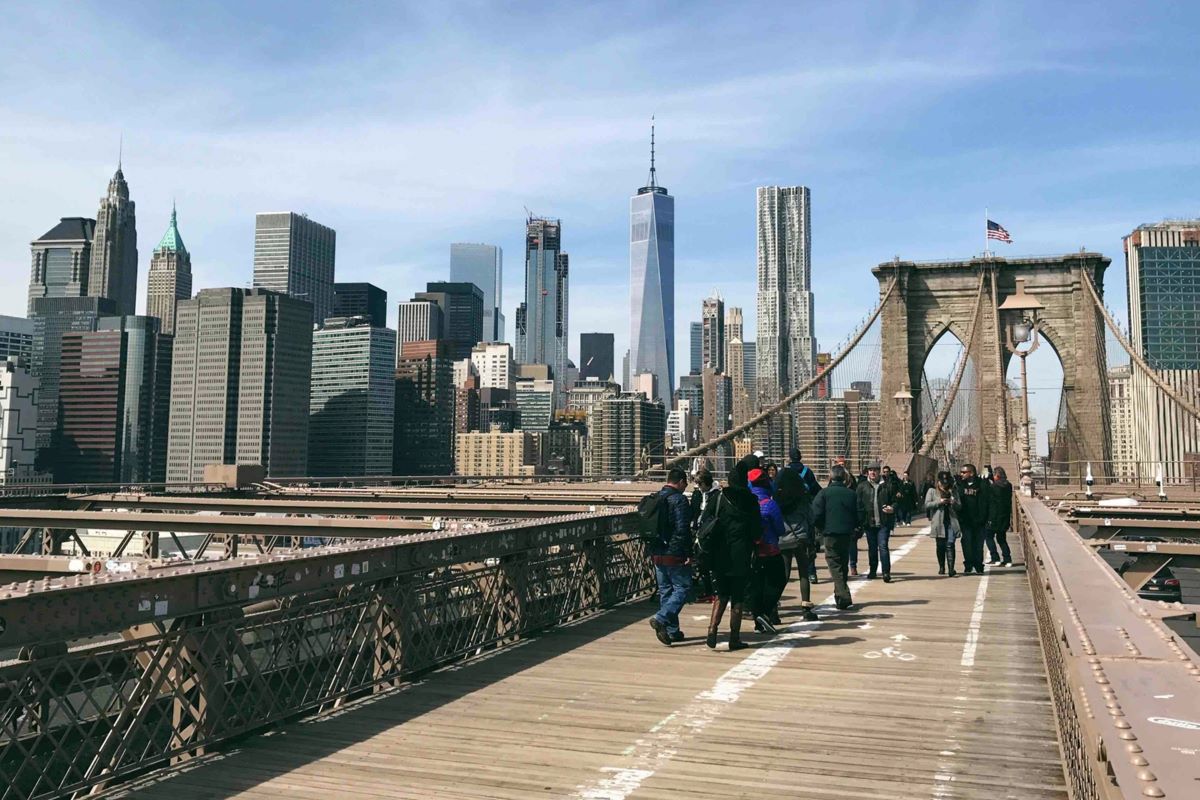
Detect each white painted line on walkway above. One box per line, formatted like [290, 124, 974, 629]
[960, 566, 990, 668]
[570, 528, 929, 800]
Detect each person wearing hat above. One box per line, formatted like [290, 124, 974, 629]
[747, 466, 786, 634]
[812, 465, 862, 610]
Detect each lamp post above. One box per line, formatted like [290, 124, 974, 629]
[998, 278, 1045, 496]
[892, 383, 914, 450]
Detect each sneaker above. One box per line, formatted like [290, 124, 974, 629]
[850, 567, 859, 577]
[754, 615, 777, 635]
[649, 617, 673, 646]
[768, 611, 782, 626]
[1002, 561, 1014, 567]
[836, 602, 857, 612]
[809, 573, 819, 585]
[728, 640, 749, 652]
[883, 574, 892, 583]
[670, 630, 685, 642]
[987, 558, 1000, 565]
[938, 568, 945, 575]
[867, 572, 877, 580]
[705, 629, 718, 649]
[802, 608, 819, 622]
[948, 569, 957, 577]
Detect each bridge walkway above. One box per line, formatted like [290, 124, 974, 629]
[112, 525, 1066, 800]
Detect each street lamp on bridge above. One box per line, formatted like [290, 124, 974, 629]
[892, 383, 914, 448]
[998, 277, 1045, 495]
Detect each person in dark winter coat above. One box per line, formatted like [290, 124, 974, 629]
[704, 455, 760, 651]
[690, 470, 721, 599]
[648, 468, 694, 645]
[748, 468, 786, 634]
[925, 470, 962, 575]
[812, 465, 862, 610]
[956, 464, 992, 575]
[986, 466, 1014, 566]
[897, 471, 918, 526]
[775, 448, 822, 620]
[856, 465, 898, 581]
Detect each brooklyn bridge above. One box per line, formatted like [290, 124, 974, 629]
[1, 252, 1198, 799]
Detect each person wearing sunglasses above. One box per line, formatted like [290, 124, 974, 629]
[956, 464, 992, 575]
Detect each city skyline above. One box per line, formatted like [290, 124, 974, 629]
[3, 3, 1200, 448]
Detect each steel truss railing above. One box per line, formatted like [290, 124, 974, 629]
[1016, 495, 1198, 800]
[0, 512, 651, 800]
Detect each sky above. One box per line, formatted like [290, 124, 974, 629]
[2, 1, 1198, 455]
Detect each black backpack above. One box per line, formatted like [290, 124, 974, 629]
[695, 493, 724, 559]
[636, 492, 666, 545]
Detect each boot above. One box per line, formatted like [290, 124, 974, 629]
[729, 604, 748, 651]
[706, 598, 727, 649]
[801, 603, 819, 622]
[947, 547, 957, 577]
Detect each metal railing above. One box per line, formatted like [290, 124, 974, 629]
[1016, 494, 1198, 799]
[1033, 460, 1200, 490]
[0, 511, 652, 799]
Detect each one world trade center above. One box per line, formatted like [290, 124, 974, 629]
[629, 121, 674, 406]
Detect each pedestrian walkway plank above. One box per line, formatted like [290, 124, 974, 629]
[112, 526, 1066, 800]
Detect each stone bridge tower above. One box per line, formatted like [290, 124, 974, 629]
[874, 252, 1111, 477]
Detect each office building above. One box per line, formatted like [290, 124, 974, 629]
[567, 378, 620, 417]
[791, 389, 880, 480]
[629, 123, 675, 406]
[622, 349, 630, 391]
[30, 296, 118, 455]
[309, 317, 396, 476]
[333, 282, 387, 328]
[725, 307, 744, 363]
[0, 317, 34, 364]
[89, 164, 139, 316]
[756, 186, 815, 407]
[167, 288, 313, 482]
[455, 431, 540, 477]
[394, 339, 455, 474]
[1124, 220, 1200, 481]
[252, 212, 336, 325]
[579, 332, 615, 382]
[701, 294, 725, 373]
[450, 243, 504, 341]
[689, 322, 702, 376]
[676, 373, 703, 419]
[742, 341, 757, 392]
[397, 299, 443, 354]
[1108, 365, 1134, 480]
[28, 217, 95, 314]
[850, 381, 875, 401]
[515, 378, 555, 431]
[588, 392, 666, 476]
[471, 342, 515, 390]
[515, 216, 569, 396]
[146, 206, 192, 336]
[728, 338, 752, 428]
[701, 367, 732, 449]
[455, 373, 481, 434]
[414, 282, 484, 360]
[58, 316, 171, 484]
[0, 359, 44, 485]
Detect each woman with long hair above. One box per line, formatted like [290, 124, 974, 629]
[925, 470, 962, 576]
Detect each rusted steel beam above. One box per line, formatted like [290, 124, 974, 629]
[0, 511, 636, 649]
[63, 494, 613, 517]
[1019, 497, 1200, 800]
[0, 554, 114, 574]
[1086, 540, 1200, 556]
[0, 508, 436, 537]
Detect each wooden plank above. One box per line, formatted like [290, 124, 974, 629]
[113, 527, 1066, 800]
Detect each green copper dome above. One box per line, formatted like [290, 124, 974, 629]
[156, 206, 187, 254]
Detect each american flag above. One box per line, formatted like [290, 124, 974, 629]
[987, 219, 1013, 243]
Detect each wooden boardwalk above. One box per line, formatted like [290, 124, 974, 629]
[113, 526, 1067, 799]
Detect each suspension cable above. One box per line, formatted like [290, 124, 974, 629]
[919, 271, 987, 457]
[666, 277, 899, 467]
[1082, 268, 1200, 422]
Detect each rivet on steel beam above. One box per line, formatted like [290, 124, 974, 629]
[1136, 770, 1157, 782]
[1114, 719, 1131, 729]
[1119, 730, 1137, 740]
[1126, 743, 1143, 753]
[1141, 787, 1165, 798]
[1131, 756, 1149, 767]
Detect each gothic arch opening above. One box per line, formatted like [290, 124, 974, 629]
[920, 327, 981, 470]
[1005, 329, 1065, 478]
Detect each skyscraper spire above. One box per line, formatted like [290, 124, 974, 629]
[647, 116, 657, 189]
[118, 132, 123, 172]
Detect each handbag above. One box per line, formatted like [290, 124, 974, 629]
[778, 521, 804, 550]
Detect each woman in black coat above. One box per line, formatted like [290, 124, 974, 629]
[705, 455, 760, 651]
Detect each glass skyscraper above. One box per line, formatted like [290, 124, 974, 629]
[629, 124, 675, 407]
[515, 217, 569, 397]
[450, 243, 503, 342]
[252, 212, 336, 325]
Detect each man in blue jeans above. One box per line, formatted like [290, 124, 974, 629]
[649, 467, 694, 646]
[855, 464, 898, 582]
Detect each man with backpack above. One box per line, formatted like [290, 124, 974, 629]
[775, 447, 822, 620]
[640, 467, 694, 646]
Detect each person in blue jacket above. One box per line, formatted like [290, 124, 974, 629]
[647, 467, 695, 646]
[748, 467, 787, 635]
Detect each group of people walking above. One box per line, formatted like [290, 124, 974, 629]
[644, 451, 1015, 650]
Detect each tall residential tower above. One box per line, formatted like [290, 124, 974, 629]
[629, 121, 675, 406]
[515, 216, 569, 396]
[756, 186, 815, 406]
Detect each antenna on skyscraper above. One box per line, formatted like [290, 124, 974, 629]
[647, 116, 657, 189]
[118, 132, 123, 170]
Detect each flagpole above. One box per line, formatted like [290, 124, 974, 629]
[984, 206, 990, 258]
